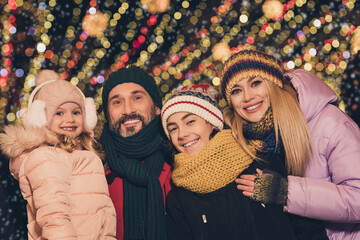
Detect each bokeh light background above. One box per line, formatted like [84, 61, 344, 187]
[0, 0, 359, 238]
[0, 0, 359, 129]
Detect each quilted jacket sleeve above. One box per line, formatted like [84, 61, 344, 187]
[25, 148, 77, 239]
[285, 110, 360, 223]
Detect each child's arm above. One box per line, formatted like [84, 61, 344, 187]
[25, 149, 77, 239]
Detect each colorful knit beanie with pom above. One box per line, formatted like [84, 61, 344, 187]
[20, 69, 97, 135]
[220, 50, 284, 103]
[161, 84, 224, 138]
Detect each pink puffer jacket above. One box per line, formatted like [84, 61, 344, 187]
[0, 125, 116, 240]
[285, 69, 360, 240]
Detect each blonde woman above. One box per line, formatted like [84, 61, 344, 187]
[221, 49, 360, 240]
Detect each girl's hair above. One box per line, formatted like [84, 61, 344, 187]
[55, 133, 105, 162]
[223, 79, 312, 176]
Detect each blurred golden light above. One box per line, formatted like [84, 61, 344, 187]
[262, 0, 283, 21]
[350, 34, 360, 54]
[82, 12, 108, 37]
[143, 0, 170, 14]
[239, 14, 248, 23]
[212, 77, 220, 86]
[212, 42, 231, 62]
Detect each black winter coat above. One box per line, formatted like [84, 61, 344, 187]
[166, 180, 297, 240]
[166, 159, 328, 240]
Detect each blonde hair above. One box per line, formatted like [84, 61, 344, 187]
[223, 80, 312, 176]
[55, 133, 105, 162]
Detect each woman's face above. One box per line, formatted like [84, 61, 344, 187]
[230, 77, 270, 123]
[166, 112, 214, 156]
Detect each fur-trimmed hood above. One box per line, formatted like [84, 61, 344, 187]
[0, 125, 57, 180]
[1, 124, 117, 239]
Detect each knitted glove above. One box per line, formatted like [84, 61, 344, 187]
[250, 169, 288, 205]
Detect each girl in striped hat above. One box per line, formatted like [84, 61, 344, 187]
[161, 84, 297, 240]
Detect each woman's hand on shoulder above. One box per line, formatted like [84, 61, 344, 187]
[235, 168, 263, 197]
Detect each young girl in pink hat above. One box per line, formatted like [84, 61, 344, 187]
[0, 70, 116, 239]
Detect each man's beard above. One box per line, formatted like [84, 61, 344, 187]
[109, 105, 158, 137]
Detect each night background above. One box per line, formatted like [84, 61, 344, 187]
[1, 0, 359, 239]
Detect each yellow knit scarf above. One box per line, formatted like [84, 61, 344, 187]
[172, 129, 254, 194]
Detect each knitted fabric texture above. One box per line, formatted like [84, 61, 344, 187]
[171, 129, 253, 194]
[242, 108, 288, 205]
[161, 84, 224, 138]
[242, 108, 279, 155]
[34, 80, 84, 127]
[243, 107, 287, 172]
[220, 50, 284, 103]
[100, 116, 167, 240]
[252, 169, 288, 205]
[22, 70, 97, 134]
[102, 66, 162, 119]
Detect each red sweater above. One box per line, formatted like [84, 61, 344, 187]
[105, 162, 172, 240]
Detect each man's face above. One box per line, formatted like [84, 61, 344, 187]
[107, 82, 160, 137]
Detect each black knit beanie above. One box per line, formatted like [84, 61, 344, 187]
[102, 66, 162, 119]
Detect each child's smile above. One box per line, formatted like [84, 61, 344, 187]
[167, 112, 214, 156]
[182, 139, 199, 148]
[50, 102, 84, 139]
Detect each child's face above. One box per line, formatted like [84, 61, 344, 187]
[230, 76, 270, 123]
[167, 112, 214, 156]
[50, 102, 84, 139]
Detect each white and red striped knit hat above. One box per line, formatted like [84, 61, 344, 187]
[161, 84, 224, 139]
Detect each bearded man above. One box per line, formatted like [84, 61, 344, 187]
[100, 66, 171, 240]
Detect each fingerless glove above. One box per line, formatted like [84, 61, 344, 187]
[250, 169, 288, 205]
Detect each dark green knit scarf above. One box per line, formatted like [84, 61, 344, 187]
[100, 116, 167, 240]
[242, 108, 287, 176]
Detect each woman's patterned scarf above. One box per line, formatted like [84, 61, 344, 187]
[242, 108, 286, 176]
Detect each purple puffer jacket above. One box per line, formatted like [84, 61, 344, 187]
[284, 69, 360, 240]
